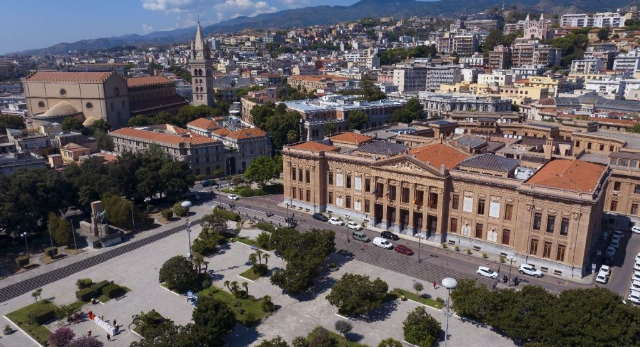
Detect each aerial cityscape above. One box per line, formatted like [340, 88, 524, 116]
[3, 0, 640, 346]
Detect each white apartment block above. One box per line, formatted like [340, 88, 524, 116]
[393, 64, 427, 93]
[478, 72, 516, 86]
[561, 12, 626, 28]
[613, 50, 640, 73]
[570, 58, 605, 74]
[426, 66, 463, 92]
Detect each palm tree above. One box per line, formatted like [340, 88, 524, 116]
[31, 288, 42, 303]
[263, 253, 270, 266]
[248, 253, 258, 267]
[224, 280, 231, 292]
[129, 311, 154, 330]
[193, 253, 204, 273]
[256, 249, 263, 264]
[59, 304, 79, 322]
[242, 281, 249, 296]
[203, 261, 210, 273]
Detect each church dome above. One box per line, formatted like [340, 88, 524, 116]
[41, 101, 80, 118]
[82, 116, 99, 126]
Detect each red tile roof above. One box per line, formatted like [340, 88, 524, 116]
[187, 118, 220, 131]
[127, 75, 173, 88]
[110, 127, 219, 146]
[129, 94, 189, 114]
[330, 132, 373, 145]
[526, 159, 606, 193]
[410, 144, 470, 169]
[290, 141, 338, 152]
[212, 128, 232, 136]
[25, 71, 113, 83]
[227, 128, 267, 140]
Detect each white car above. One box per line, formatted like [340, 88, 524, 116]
[595, 272, 609, 284]
[519, 264, 543, 278]
[629, 291, 640, 305]
[372, 237, 393, 249]
[634, 261, 640, 272]
[476, 266, 498, 279]
[631, 280, 640, 291]
[228, 194, 239, 200]
[328, 217, 344, 226]
[606, 246, 617, 257]
[599, 264, 611, 276]
[347, 221, 363, 231]
[633, 226, 640, 234]
[633, 272, 640, 282]
[635, 253, 640, 263]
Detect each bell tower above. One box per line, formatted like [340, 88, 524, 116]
[190, 22, 215, 107]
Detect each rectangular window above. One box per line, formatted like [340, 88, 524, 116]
[530, 239, 538, 255]
[328, 192, 333, 204]
[560, 218, 569, 236]
[306, 190, 310, 202]
[364, 199, 370, 213]
[346, 174, 351, 188]
[543, 241, 552, 258]
[291, 187, 296, 200]
[614, 181, 621, 190]
[635, 185, 640, 194]
[376, 183, 384, 197]
[365, 178, 371, 192]
[450, 218, 458, 233]
[504, 204, 513, 221]
[452, 195, 459, 210]
[402, 187, 410, 203]
[575, 141, 580, 147]
[502, 229, 510, 245]
[610, 200, 618, 211]
[306, 170, 310, 184]
[346, 196, 351, 209]
[429, 193, 438, 209]
[475, 223, 483, 239]
[599, 144, 604, 151]
[299, 169, 303, 182]
[632, 204, 639, 215]
[477, 199, 485, 215]
[546, 215, 556, 233]
[389, 186, 397, 201]
[556, 244, 566, 262]
[328, 172, 333, 185]
[533, 213, 542, 230]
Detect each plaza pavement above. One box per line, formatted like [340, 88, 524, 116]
[0, 212, 514, 347]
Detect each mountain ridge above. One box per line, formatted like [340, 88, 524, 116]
[13, 0, 634, 55]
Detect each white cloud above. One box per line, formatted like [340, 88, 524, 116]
[141, 0, 202, 13]
[279, 0, 309, 8]
[213, 0, 278, 21]
[142, 24, 155, 33]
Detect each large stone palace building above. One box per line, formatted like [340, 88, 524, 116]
[283, 126, 613, 279]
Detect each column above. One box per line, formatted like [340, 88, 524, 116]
[381, 179, 389, 226]
[408, 183, 416, 230]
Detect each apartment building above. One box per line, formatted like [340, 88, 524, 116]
[392, 64, 427, 93]
[426, 66, 462, 92]
[511, 43, 562, 68]
[561, 12, 626, 28]
[489, 45, 511, 69]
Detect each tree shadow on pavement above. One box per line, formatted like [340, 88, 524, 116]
[295, 274, 337, 302]
[346, 332, 365, 342]
[353, 299, 399, 323]
[225, 323, 261, 346]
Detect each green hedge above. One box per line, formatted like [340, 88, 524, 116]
[91, 280, 111, 295]
[76, 288, 96, 302]
[102, 284, 125, 299]
[15, 255, 29, 267]
[213, 207, 240, 222]
[255, 222, 276, 233]
[27, 302, 57, 325]
[76, 278, 93, 289]
[45, 247, 57, 258]
[161, 209, 173, 220]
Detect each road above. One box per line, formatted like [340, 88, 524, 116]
[197, 188, 594, 294]
[601, 230, 640, 298]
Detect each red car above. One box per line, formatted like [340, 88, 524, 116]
[394, 245, 414, 255]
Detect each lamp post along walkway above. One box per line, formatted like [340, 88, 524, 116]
[182, 200, 193, 262]
[442, 277, 458, 347]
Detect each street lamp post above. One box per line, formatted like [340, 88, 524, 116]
[417, 233, 422, 263]
[47, 225, 54, 250]
[345, 216, 350, 243]
[21, 232, 29, 257]
[71, 222, 78, 250]
[182, 201, 193, 262]
[130, 200, 136, 233]
[507, 255, 516, 286]
[442, 277, 458, 347]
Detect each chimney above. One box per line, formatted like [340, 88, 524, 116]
[543, 138, 553, 160]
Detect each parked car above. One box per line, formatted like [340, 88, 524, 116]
[595, 271, 609, 284]
[613, 230, 625, 238]
[606, 246, 617, 258]
[610, 238, 620, 249]
[599, 264, 611, 276]
[635, 253, 640, 263]
[352, 231, 370, 243]
[633, 226, 640, 234]
[373, 237, 393, 249]
[336, 250, 354, 258]
[634, 261, 640, 272]
[228, 194, 239, 200]
[394, 245, 414, 255]
[476, 266, 498, 279]
[631, 280, 640, 291]
[381, 231, 399, 241]
[328, 217, 344, 226]
[312, 213, 328, 222]
[518, 264, 543, 278]
[630, 291, 640, 305]
[347, 221, 363, 230]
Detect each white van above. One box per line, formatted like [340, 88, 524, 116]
[373, 237, 393, 249]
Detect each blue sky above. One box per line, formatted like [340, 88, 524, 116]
[0, 0, 358, 54]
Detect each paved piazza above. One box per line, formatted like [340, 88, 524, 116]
[0, 207, 515, 347]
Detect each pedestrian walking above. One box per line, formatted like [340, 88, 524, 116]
[107, 333, 111, 342]
[87, 330, 92, 337]
[113, 319, 117, 327]
[433, 281, 437, 289]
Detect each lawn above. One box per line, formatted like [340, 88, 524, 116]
[6, 301, 57, 345]
[99, 285, 131, 303]
[232, 236, 274, 251]
[199, 285, 266, 326]
[239, 267, 264, 281]
[308, 327, 369, 347]
[391, 288, 443, 309]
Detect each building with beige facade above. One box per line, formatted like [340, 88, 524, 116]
[282, 134, 610, 278]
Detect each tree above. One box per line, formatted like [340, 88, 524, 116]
[130, 310, 165, 339]
[597, 28, 609, 41]
[93, 131, 114, 151]
[48, 327, 76, 347]
[159, 256, 205, 293]
[413, 282, 424, 296]
[449, 279, 492, 322]
[191, 295, 237, 346]
[130, 321, 198, 347]
[128, 114, 149, 127]
[628, 123, 640, 133]
[88, 119, 111, 133]
[334, 320, 353, 338]
[359, 74, 386, 101]
[405, 98, 423, 119]
[159, 160, 195, 201]
[62, 118, 85, 132]
[291, 336, 308, 347]
[31, 288, 43, 302]
[68, 336, 104, 347]
[200, 213, 228, 234]
[0, 114, 25, 132]
[173, 202, 187, 217]
[257, 336, 290, 347]
[347, 110, 369, 131]
[245, 156, 279, 188]
[390, 109, 412, 123]
[484, 29, 505, 51]
[326, 273, 388, 316]
[403, 307, 441, 347]
[378, 338, 403, 347]
[48, 212, 74, 246]
[308, 327, 332, 347]
[323, 121, 338, 137]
